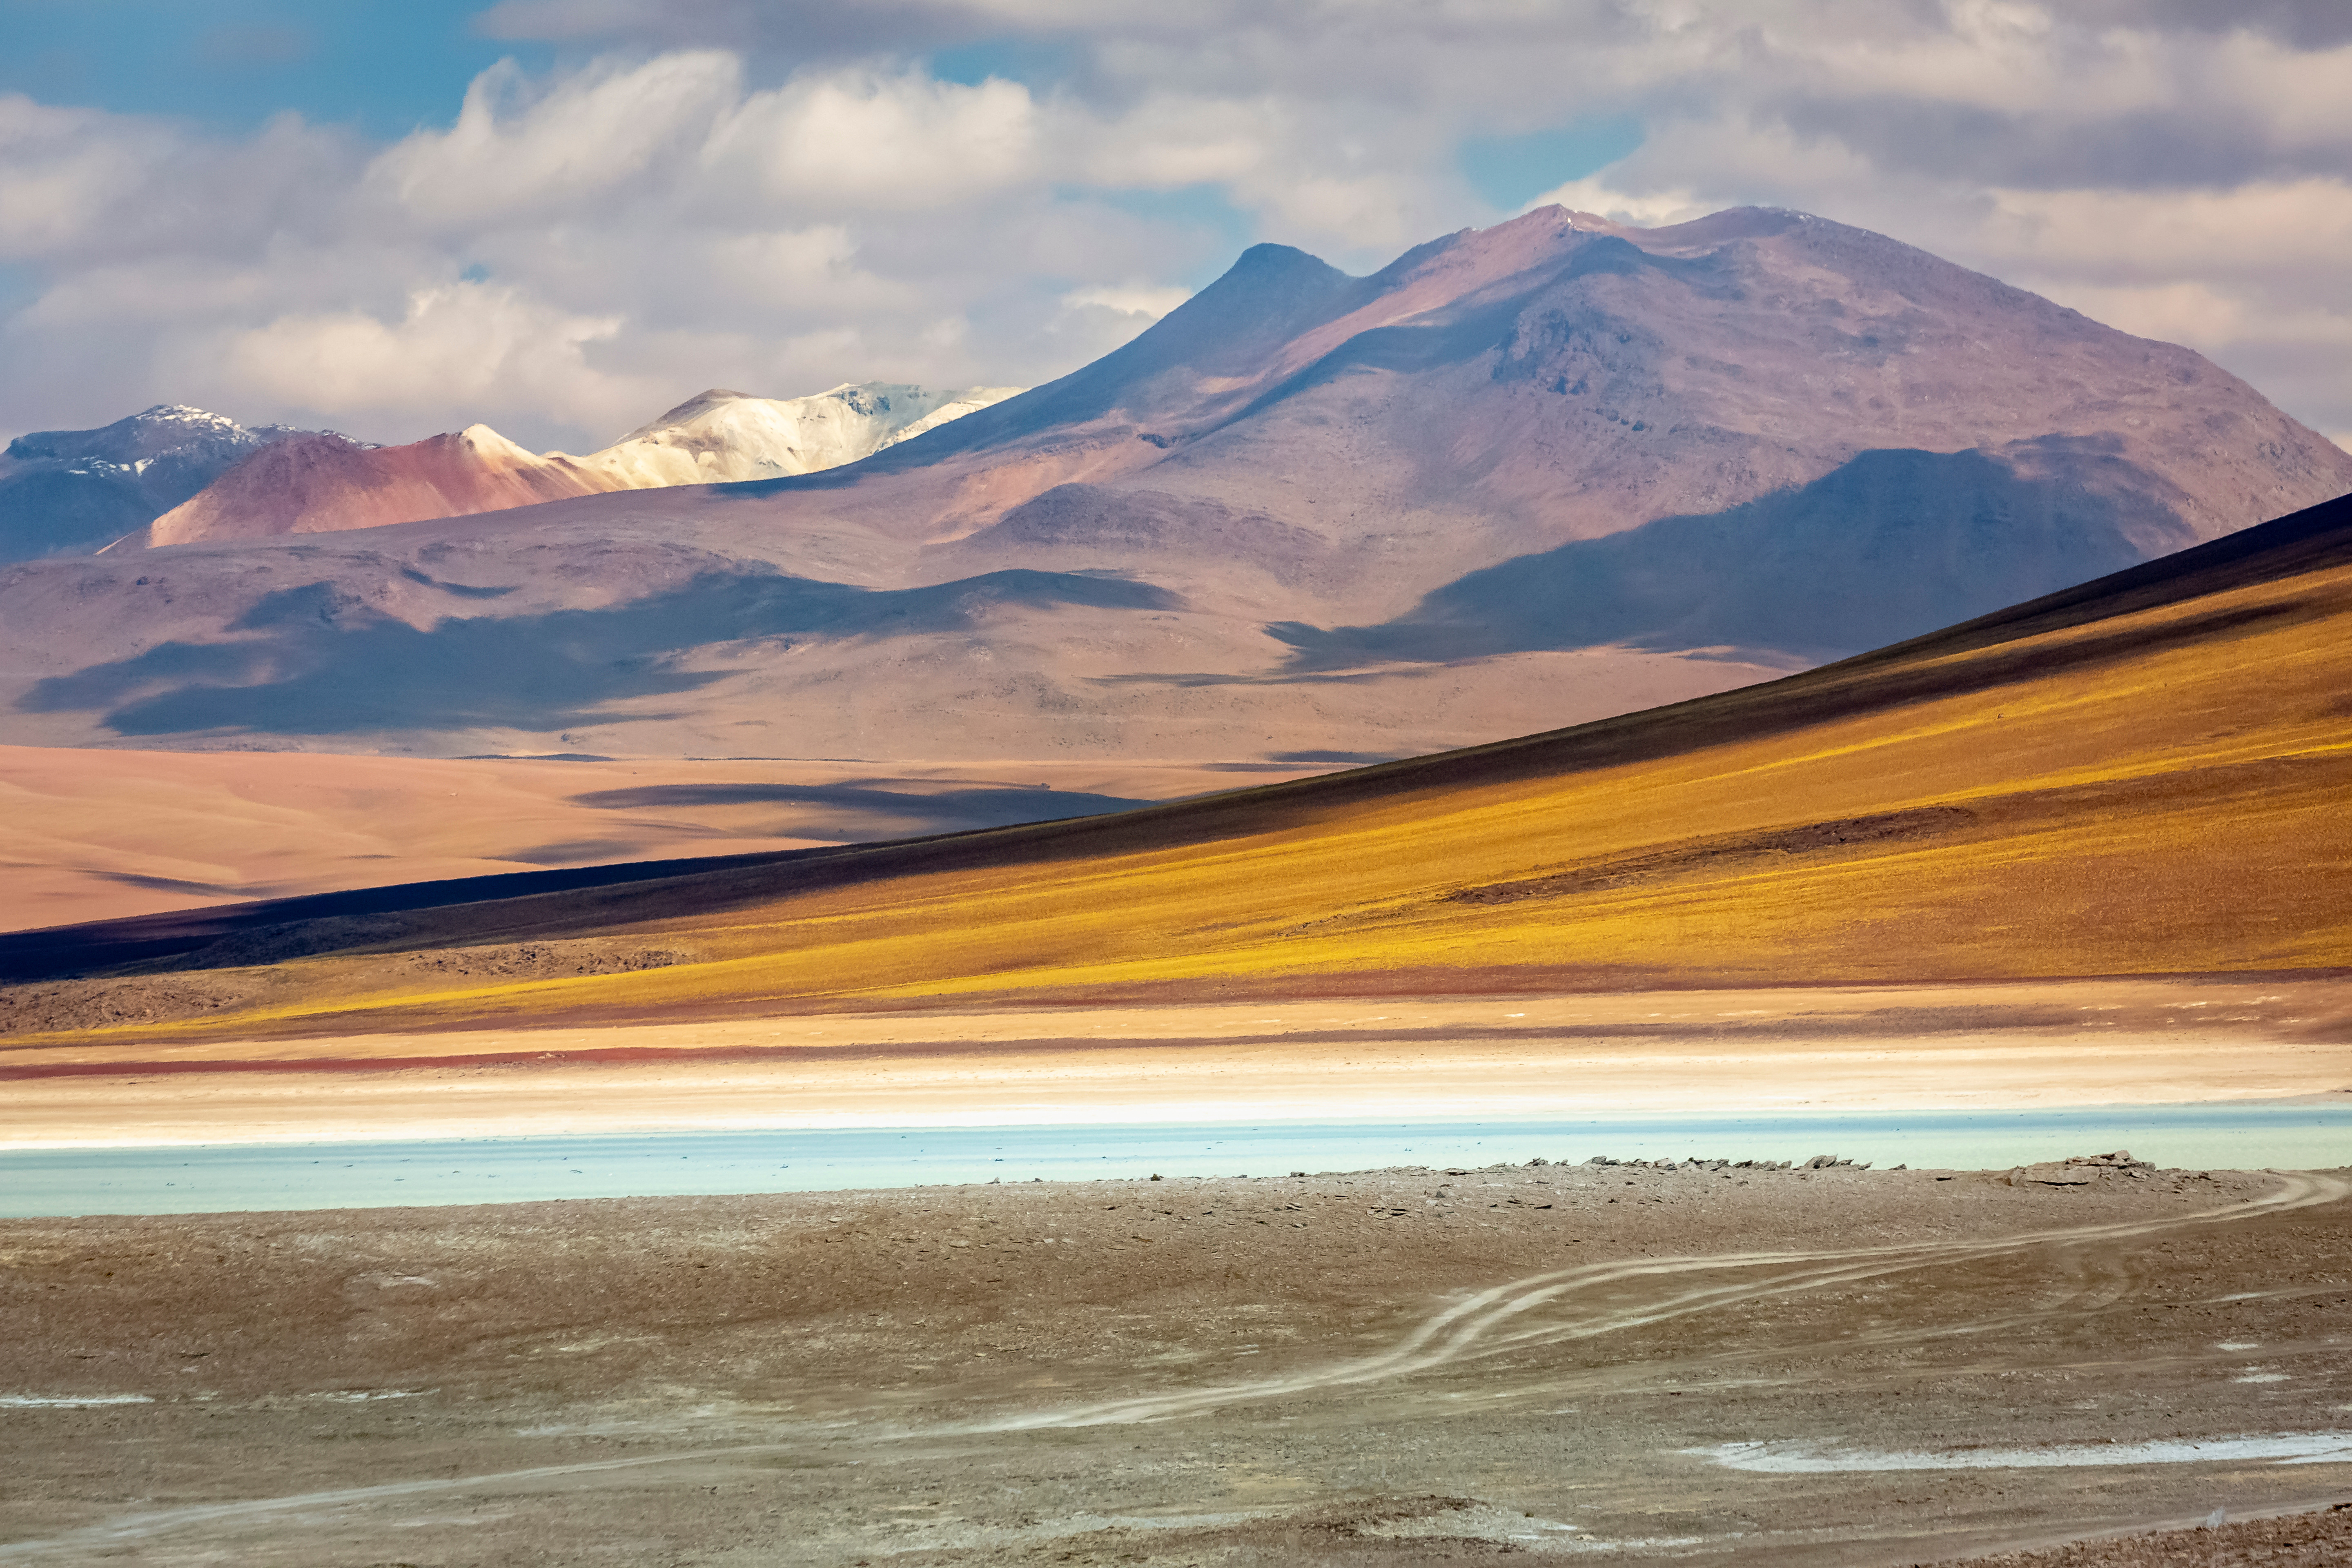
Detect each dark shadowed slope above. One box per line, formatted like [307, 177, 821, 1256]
[17, 568, 1176, 738]
[1273, 445, 2159, 664]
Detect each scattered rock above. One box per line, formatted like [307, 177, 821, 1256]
[0, 975, 265, 1035]
[2067, 1149, 2154, 1171]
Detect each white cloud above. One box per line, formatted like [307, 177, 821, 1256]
[2, 2, 2350, 449]
[0, 54, 1217, 448]
[703, 70, 1042, 210]
[370, 52, 739, 229]
[1060, 283, 1193, 317]
[1526, 177, 1712, 230]
[197, 283, 630, 432]
[0, 97, 176, 258]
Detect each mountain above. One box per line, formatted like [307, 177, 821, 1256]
[1, 206, 2345, 760]
[148, 426, 609, 547]
[148, 382, 1023, 547]
[878, 206, 2350, 643]
[8, 486, 2347, 1022]
[0, 405, 329, 564]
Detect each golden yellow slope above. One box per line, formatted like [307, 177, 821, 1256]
[16, 499, 2352, 1046]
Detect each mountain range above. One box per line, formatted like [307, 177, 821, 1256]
[146, 382, 1024, 547]
[1, 205, 2344, 763]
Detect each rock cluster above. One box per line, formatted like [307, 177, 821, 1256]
[2068, 1149, 2154, 1169]
[2006, 1150, 2158, 1186]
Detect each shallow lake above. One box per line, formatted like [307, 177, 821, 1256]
[4, 1102, 2348, 1217]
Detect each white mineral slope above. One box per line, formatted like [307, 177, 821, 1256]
[569, 383, 1025, 486]
[875, 387, 1028, 452]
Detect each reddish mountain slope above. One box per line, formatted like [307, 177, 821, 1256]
[149, 428, 614, 546]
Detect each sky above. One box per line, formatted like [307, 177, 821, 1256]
[2, 0, 2348, 454]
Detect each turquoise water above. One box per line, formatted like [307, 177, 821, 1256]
[3, 1104, 2346, 1217]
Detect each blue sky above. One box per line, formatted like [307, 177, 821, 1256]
[0, 1, 555, 139]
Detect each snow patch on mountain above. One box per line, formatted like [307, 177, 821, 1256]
[568, 383, 1024, 486]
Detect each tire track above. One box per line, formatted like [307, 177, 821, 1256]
[974, 1172, 2347, 1430]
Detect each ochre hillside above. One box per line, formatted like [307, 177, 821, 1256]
[8, 491, 2351, 1050]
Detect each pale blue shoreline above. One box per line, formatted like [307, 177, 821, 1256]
[3, 1103, 2347, 1218]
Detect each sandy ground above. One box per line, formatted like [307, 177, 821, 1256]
[1944, 1503, 2352, 1565]
[5, 979, 2347, 1148]
[2, 1161, 2348, 1565]
[0, 745, 1316, 933]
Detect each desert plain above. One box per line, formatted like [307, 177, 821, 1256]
[5, 1156, 2352, 1566]
[0, 744, 1318, 933]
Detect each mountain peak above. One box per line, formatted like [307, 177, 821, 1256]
[1227, 241, 1343, 276]
[9, 404, 258, 466]
[633, 388, 758, 432]
[874, 242, 1359, 456]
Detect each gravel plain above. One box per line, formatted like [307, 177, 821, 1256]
[4, 1155, 2350, 1564]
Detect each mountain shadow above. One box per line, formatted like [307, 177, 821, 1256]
[19, 566, 1177, 737]
[571, 781, 1152, 826]
[1270, 446, 2171, 667]
[0, 466, 159, 561]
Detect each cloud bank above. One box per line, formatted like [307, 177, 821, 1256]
[3, 0, 2347, 452]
